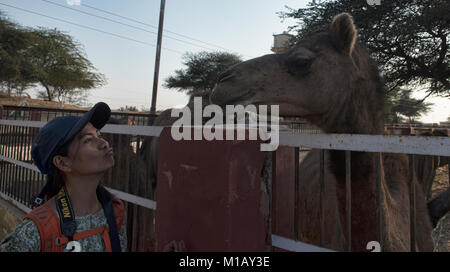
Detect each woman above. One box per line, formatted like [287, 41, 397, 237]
[0, 102, 127, 252]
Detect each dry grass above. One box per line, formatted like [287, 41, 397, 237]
[431, 166, 449, 252]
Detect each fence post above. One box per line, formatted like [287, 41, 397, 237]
[345, 151, 351, 252]
[272, 146, 296, 251]
[409, 154, 417, 252]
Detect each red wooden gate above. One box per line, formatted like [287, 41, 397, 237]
[155, 128, 270, 251]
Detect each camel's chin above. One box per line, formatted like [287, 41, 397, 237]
[277, 104, 313, 118]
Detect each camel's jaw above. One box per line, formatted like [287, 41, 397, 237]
[210, 85, 314, 118]
[209, 86, 256, 107]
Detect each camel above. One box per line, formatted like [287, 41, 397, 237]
[428, 189, 449, 228]
[210, 13, 435, 251]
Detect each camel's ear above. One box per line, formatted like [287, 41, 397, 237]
[330, 13, 357, 55]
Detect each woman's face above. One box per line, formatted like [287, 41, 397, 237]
[63, 122, 114, 176]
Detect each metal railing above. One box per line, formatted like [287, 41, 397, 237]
[0, 105, 155, 126]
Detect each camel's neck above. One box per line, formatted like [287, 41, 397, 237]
[317, 84, 384, 213]
[320, 98, 384, 135]
[332, 151, 382, 251]
[327, 139, 382, 250]
[317, 84, 385, 251]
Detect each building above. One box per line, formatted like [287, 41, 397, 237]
[271, 32, 295, 53]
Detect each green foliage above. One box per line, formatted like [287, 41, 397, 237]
[0, 13, 35, 95]
[29, 28, 105, 104]
[0, 11, 105, 105]
[118, 105, 138, 112]
[384, 88, 432, 123]
[164, 51, 242, 96]
[279, 0, 450, 97]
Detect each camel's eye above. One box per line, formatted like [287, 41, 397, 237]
[286, 58, 314, 76]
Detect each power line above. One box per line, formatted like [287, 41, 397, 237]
[89, 95, 149, 104]
[41, 0, 222, 52]
[79, 1, 238, 53]
[0, 2, 183, 54]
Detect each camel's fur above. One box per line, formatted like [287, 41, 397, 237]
[210, 13, 434, 251]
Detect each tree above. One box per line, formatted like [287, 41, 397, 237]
[0, 13, 35, 96]
[118, 105, 138, 112]
[384, 88, 432, 123]
[0, 11, 105, 105]
[164, 51, 242, 96]
[28, 28, 106, 104]
[279, 0, 450, 97]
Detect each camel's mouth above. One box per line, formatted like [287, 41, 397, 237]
[210, 85, 315, 119]
[209, 87, 256, 107]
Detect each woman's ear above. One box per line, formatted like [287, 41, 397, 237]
[53, 155, 72, 173]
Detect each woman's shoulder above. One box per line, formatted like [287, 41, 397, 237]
[0, 200, 60, 252]
[0, 218, 41, 252]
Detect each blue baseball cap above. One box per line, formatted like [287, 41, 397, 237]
[31, 102, 111, 175]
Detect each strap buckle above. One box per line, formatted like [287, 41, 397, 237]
[34, 197, 43, 206]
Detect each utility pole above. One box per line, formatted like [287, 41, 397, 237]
[149, 0, 166, 121]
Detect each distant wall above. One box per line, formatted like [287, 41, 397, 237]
[0, 197, 26, 241]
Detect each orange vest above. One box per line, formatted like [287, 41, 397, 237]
[24, 199, 125, 252]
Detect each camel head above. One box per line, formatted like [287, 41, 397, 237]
[210, 13, 385, 134]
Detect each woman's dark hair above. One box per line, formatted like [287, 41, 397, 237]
[43, 139, 114, 204]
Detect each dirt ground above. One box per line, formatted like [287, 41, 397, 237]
[431, 165, 449, 252]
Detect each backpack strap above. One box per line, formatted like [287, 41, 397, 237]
[24, 199, 125, 252]
[55, 226, 112, 252]
[112, 198, 125, 231]
[24, 205, 63, 252]
[103, 198, 123, 252]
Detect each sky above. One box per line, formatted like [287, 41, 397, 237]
[0, 0, 448, 123]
